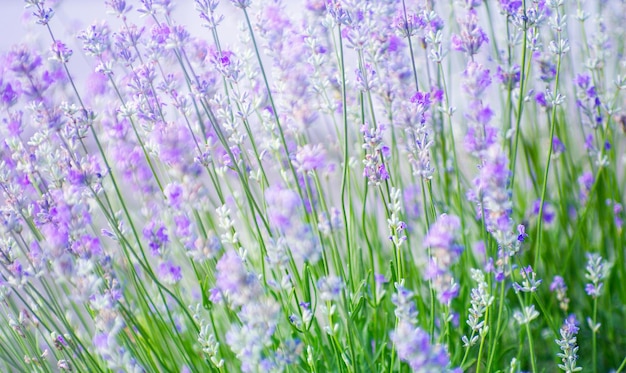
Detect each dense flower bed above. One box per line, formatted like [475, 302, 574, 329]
[0, 0, 625, 372]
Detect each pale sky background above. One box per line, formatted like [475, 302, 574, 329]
[1, 1, 250, 86]
[1, 1, 243, 52]
[2, 2, 105, 49]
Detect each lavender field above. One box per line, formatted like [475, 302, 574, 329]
[0, 0, 625, 372]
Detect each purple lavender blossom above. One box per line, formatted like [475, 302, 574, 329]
[472, 144, 516, 250]
[574, 73, 603, 128]
[392, 283, 418, 322]
[537, 56, 557, 83]
[462, 62, 491, 98]
[78, 22, 111, 58]
[512, 265, 542, 293]
[550, 276, 566, 293]
[464, 101, 497, 154]
[461, 60, 498, 157]
[157, 261, 183, 285]
[612, 201, 623, 229]
[317, 275, 344, 302]
[164, 182, 184, 209]
[105, 0, 133, 18]
[213, 250, 261, 307]
[265, 184, 300, 231]
[550, 275, 570, 312]
[152, 121, 197, 174]
[229, 0, 251, 9]
[361, 123, 390, 185]
[535, 91, 549, 108]
[390, 321, 455, 372]
[0, 80, 19, 107]
[72, 235, 103, 259]
[293, 144, 326, 173]
[50, 40, 72, 64]
[143, 221, 169, 256]
[499, 0, 523, 15]
[577, 171, 594, 204]
[584, 134, 594, 151]
[496, 64, 521, 88]
[393, 10, 426, 38]
[402, 91, 434, 179]
[517, 224, 528, 243]
[531, 199, 556, 225]
[451, 10, 489, 56]
[355, 64, 378, 92]
[423, 214, 464, 304]
[552, 137, 566, 157]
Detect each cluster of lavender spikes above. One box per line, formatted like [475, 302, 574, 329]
[0, 0, 625, 372]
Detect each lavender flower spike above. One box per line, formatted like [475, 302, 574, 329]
[555, 315, 582, 372]
[391, 321, 456, 373]
[423, 214, 464, 304]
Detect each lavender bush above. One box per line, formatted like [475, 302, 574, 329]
[1, 0, 625, 371]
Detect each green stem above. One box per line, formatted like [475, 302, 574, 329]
[509, 0, 530, 185]
[534, 5, 564, 269]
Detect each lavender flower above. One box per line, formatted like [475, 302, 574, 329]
[105, 0, 133, 18]
[229, 0, 251, 9]
[496, 64, 521, 88]
[354, 64, 378, 92]
[391, 321, 456, 372]
[531, 199, 556, 225]
[471, 144, 517, 252]
[226, 299, 281, 372]
[198, 323, 224, 368]
[555, 315, 582, 372]
[49, 40, 72, 64]
[392, 282, 418, 323]
[213, 250, 261, 307]
[499, 0, 522, 16]
[143, 221, 169, 256]
[462, 269, 493, 348]
[390, 281, 457, 372]
[164, 182, 184, 209]
[402, 91, 434, 179]
[550, 276, 570, 312]
[78, 22, 111, 58]
[584, 253, 608, 299]
[451, 10, 489, 56]
[516, 224, 528, 243]
[513, 305, 539, 325]
[265, 184, 300, 231]
[612, 201, 623, 229]
[387, 188, 407, 248]
[575, 73, 603, 129]
[552, 136, 566, 158]
[577, 171, 594, 204]
[513, 265, 542, 293]
[317, 275, 344, 302]
[157, 261, 183, 285]
[25, 0, 55, 25]
[461, 61, 498, 157]
[293, 144, 326, 173]
[462, 61, 491, 98]
[361, 123, 390, 186]
[423, 214, 464, 304]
